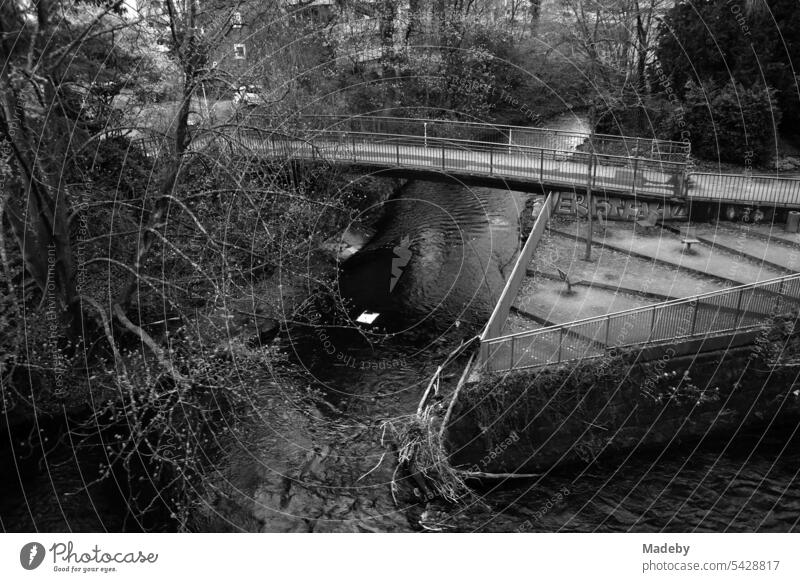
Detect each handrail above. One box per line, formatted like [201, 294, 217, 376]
[271, 130, 688, 171]
[296, 114, 690, 152]
[690, 171, 800, 182]
[481, 192, 559, 343]
[484, 271, 800, 345]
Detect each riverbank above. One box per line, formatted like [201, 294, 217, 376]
[446, 326, 800, 474]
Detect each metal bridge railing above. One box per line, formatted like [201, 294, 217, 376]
[688, 172, 800, 207]
[479, 191, 559, 366]
[481, 273, 800, 373]
[280, 115, 691, 163]
[221, 128, 687, 198]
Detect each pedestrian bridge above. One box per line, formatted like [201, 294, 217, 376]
[172, 115, 800, 208]
[214, 115, 690, 200]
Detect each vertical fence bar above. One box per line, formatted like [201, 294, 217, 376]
[490, 148, 494, 174]
[558, 327, 564, 363]
[442, 146, 445, 170]
[735, 288, 743, 330]
[510, 336, 516, 369]
[396, 142, 400, 165]
[540, 149, 544, 182]
[650, 306, 657, 343]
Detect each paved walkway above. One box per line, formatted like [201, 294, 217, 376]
[486, 216, 800, 371]
[225, 135, 681, 198]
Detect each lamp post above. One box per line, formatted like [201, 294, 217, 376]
[585, 133, 595, 261]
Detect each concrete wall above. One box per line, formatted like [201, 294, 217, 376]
[556, 192, 688, 221]
[447, 337, 800, 473]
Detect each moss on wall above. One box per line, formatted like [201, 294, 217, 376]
[447, 315, 800, 472]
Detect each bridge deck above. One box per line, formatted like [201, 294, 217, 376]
[222, 129, 686, 199]
[139, 115, 800, 207]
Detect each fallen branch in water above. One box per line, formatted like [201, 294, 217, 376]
[439, 351, 475, 441]
[455, 470, 541, 479]
[416, 335, 479, 415]
[356, 451, 387, 482]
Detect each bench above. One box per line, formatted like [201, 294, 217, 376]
[635, 210, 660, 234]
[680, 225, 700, 252]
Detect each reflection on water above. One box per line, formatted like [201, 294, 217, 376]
[338, 181, 524, 331]
[446, 429, 800, 532]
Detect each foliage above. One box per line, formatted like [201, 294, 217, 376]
[335, 14, 522, 120]
[654, 0, 800, 132]
[84, 323, 285, 529]
[461, 353, 635, 462]
[679, 80, 781, 164]
[0, 0, 372, 530]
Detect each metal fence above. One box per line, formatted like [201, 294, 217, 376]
[481, 273, 800, 373]
[223, 128, 687, 198]
[479, 192, 559, 365]
[134, 135, 171, 158]
[688, 172, 800, 207]
[289, 115, 691, 163]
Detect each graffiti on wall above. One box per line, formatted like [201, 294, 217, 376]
[555, 192, 688, 221]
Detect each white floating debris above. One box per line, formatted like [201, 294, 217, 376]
[356, 311, 380, 325]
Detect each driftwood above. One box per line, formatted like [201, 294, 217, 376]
[456, 470, 541, 479]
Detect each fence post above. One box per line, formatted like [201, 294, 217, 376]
[735, 288, 744, 329]
[352, 134, 356, 163]
[691, 299, 699, 337]
[442, 146, 445, 170]
[510, 336, 516, 370]
[632, 157, 638, 196]
[650, 307, 656, 343]
[776, 277, 786, 314]
[490, 148, 493, 174]
[540, 149, 544, 182]
[558, 327, 564, 363]
[604, 315, 611, 347]
[396, 142, 400, 165]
